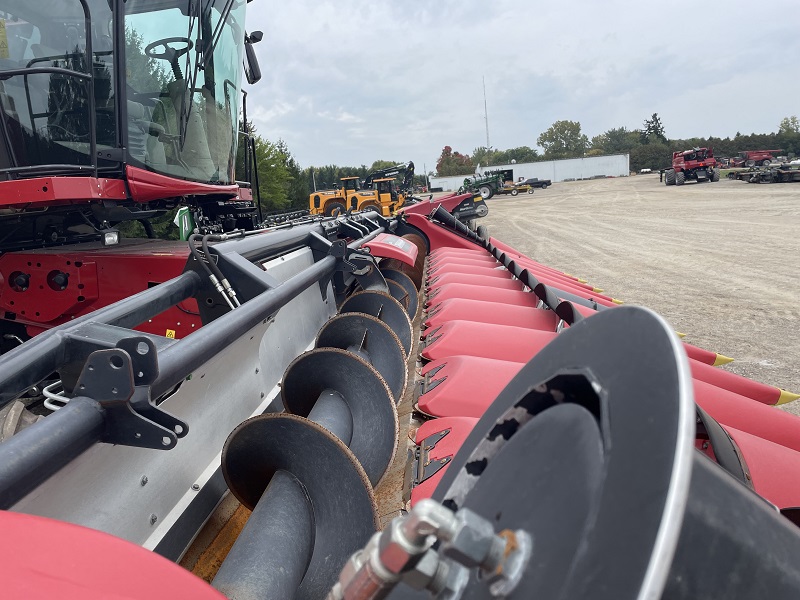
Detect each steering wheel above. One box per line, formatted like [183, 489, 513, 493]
[144, 37, 193, 63]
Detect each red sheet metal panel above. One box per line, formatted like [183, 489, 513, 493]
[426, 284, 540, 309]
[691, 357, 786, 405]
[418, 356, 526, 418]
[424, 298, 559, 332]
[723, 425, 800, 509]
[0, 176, 127, 208]
[421, 320, 556, 362]
[0, 512, 224, 599]
[126, 165, 239, 203]
[427, 273, 524, 293]
[0, 240, 200, 338]
[363, 233, 419, 267]
[409, 417, 478, 506]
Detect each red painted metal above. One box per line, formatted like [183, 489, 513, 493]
[693, 378, 800, 454]
[427, 273, 524, 293]
[426, 278, 617, 309]
[428, 258, 592, 292]
[690, 357, 784, 405]
[418, 356, 526, 418]
[126, 165, 239, 203]
[421, 320, 556, 362]
[400, 193, 473, 216]
[0, 176, 127, 208]
[427, 263, 512, 280]
[0, 240, 201, 339]
[363, 233, 419, 267]
[425, 284, 539, 309]
[424, 298, 559, 332]
[0, 511, 224, 599]
[410, 417, 478, 506]
[722, 425, 800, 509]
[404, 213, 479, 252]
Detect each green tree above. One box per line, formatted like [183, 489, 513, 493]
[779, 116, 800, 135]
[630, 142, 672, 172]
[436, 146, 475, 176]
[641, 113, 667, 144]
[537, 120, 588, 159]
[590, 127, 640, 155]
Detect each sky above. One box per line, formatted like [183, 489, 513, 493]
[242, 0, 800, 174]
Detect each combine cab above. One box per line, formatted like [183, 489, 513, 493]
[663, 147, 719, 186]
[0, 0, 265, 345]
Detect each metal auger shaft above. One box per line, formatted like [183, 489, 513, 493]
[214, 340, 401, 600]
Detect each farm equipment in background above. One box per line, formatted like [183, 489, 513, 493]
[458, 169, 505, 199]
[309, 162, 416, 217]
[661, 147, 719, 186]
[730, 149, 783, 168]
[309, 176, 363, 216]
[728, 164, 800, 183]
[495, 181, 534, 196]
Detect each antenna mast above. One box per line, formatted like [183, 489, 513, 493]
[483, 76, 490, 151]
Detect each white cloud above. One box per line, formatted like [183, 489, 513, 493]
[242, 0, 800, 171]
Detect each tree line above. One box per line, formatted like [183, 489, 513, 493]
[237, 113, 800, 214]
[435, 114, 800, 176]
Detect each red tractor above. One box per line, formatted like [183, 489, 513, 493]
[730, 150, 783, 168]
[663, 147, 719, 186]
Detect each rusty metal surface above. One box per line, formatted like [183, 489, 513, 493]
[374, 285, 425, 528]
[179, 495, 250, 582]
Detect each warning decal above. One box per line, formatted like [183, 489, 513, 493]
[0, 21, 9, 60]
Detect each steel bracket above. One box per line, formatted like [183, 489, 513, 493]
[403, 428, 452, 503]
[309, 231, 388, 298]
[74, 342, 187, 450]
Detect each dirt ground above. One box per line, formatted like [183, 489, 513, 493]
[477, 175, 800, 414]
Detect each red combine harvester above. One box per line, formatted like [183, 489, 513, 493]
[663, 147, 719, 186]
[730, 149, 783, 168]
[3, 2, 800, 599]
[0, 0, 268, 350]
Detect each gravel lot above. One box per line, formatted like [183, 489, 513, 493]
[477, 175, 800, 413]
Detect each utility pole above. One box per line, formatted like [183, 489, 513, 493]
[483, 76, 490, 168]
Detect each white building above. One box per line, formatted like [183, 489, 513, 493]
[429, 154, 630, 191]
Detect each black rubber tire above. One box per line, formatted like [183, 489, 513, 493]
[510, 189, 519, 196]
[675, 171, 685, 186]
[325, 202, 346, 217]
[762, 159, 771, 167]
[361, 204, 380, 214]
[745, 159, 755, 167]
[664, 169, 676, 186]
[541, 183, 548, 189]
[527, 188, 534, 194]
[711, 169, 720, 182]
[479, 185, 493, 199]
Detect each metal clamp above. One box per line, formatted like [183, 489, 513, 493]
[310, 232, 389, 295]
[74, 342, 188, 450]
